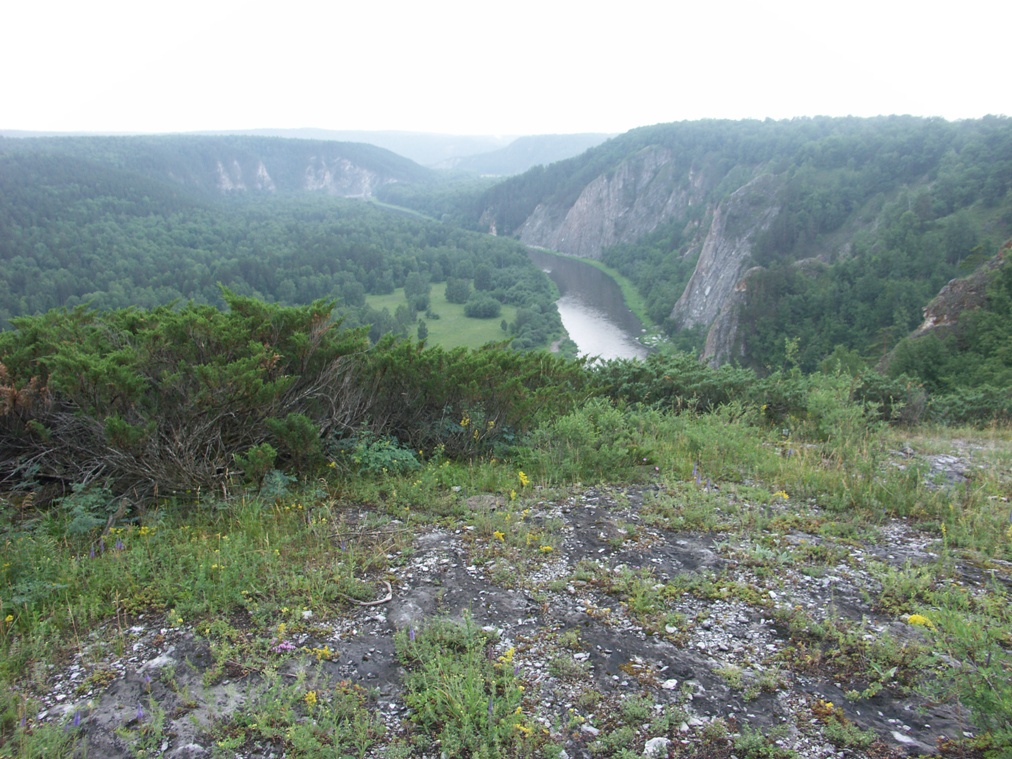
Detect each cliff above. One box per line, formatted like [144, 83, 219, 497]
[516, 146, 710, 259]
[669, 175, 780, 332]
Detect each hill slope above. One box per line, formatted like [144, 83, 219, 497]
[0, 134, 434, 196]
[464, 117, 1012, 370]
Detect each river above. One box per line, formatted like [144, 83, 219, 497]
[528, 249, 649, 361]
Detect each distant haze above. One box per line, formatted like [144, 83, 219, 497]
[3, 0, 1009, 135]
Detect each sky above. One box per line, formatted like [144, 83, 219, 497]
[3, 0, 1009, 137]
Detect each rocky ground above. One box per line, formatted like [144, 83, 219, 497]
[24, 449, 1010, 758]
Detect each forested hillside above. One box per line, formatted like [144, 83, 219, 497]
[0, 142, 562, 348]
[414, 116, 1012, 382]
[0, 134, 433, 194]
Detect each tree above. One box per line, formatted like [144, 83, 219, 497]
[464, 295, 502, 319]
[473, 265, 494, 291]
[445, 278, 471, 304]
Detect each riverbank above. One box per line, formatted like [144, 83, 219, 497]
[528, 248, 655, 360]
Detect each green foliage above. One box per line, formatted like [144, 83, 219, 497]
[527, 398, 654, 483]
[59, 483, 117, 536]
[234, 442, 278, 486]
[363, 338, 591, 459]
[928, 385, 1012, 426]
[734, 725, 798, 759]
[445, 277, 472, 304]
[886, 251, 1012, 403]
[0, 291, 371, 497]
[334, 432, 421, 476]
[464, 294, 503, 319]
[265, 413, 326, 473]
[923, 608, 1012, 754]
[395, 616, 543, 757]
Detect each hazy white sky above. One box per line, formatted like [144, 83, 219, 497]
[3, 0, 1008, 136]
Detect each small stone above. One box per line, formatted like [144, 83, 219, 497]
[644, 737, 670, 756]
[581, 724, 600, 736]
[891, 731, 919, 745]
[661, 678, 679, 690]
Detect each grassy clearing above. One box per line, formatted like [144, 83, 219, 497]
[365, 283, 518, 350]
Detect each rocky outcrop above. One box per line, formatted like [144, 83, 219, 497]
[213, 155, 393, 197]
[910, 246, 1007, 339]
[670, 175, 780, 337]
[302, 156, 389, 197]
[702, 266, 762, 366]
[214, 159, 277, 192]
[878, 245, 1008, 372]
[517, 147, 710, 259]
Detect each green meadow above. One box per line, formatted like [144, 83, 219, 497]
[365, 282, 520, 350]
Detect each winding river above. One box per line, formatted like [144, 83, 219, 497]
[528, 249, 649, 361]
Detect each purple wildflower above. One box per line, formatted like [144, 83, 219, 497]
[115, 538, 124, 551]
[89, 545, 96, 559]
[513, 663, 520, 677]
[99, 538, 105, 554]
[136, 704, 144, 721]
[408, 627, 415, 642]
[73, 711, 81, 727]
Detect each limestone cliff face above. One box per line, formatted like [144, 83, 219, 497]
[214, 159, 277, 192]
[211, 155, 394, 197]
[669, 175, 780, 334]
[302, 156, 389, 197]
[516, 147, 708, 259]
[663, 175, 781, 365]
[702, 266, 762, 367]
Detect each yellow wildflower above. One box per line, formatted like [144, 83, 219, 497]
[907, 614, 936, 630]
[518, 471, 530, 488]
[540, 545, 553, 553]
[304, 691, 317, 707]
[493, 530, 505, 542]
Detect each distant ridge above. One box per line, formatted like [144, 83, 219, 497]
[2, 128, 612, 174]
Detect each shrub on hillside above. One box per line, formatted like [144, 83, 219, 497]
[0, 291, 371, 500]
[463, 295, 502, 319]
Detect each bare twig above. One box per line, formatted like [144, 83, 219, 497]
[339, 580, 393, 607]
